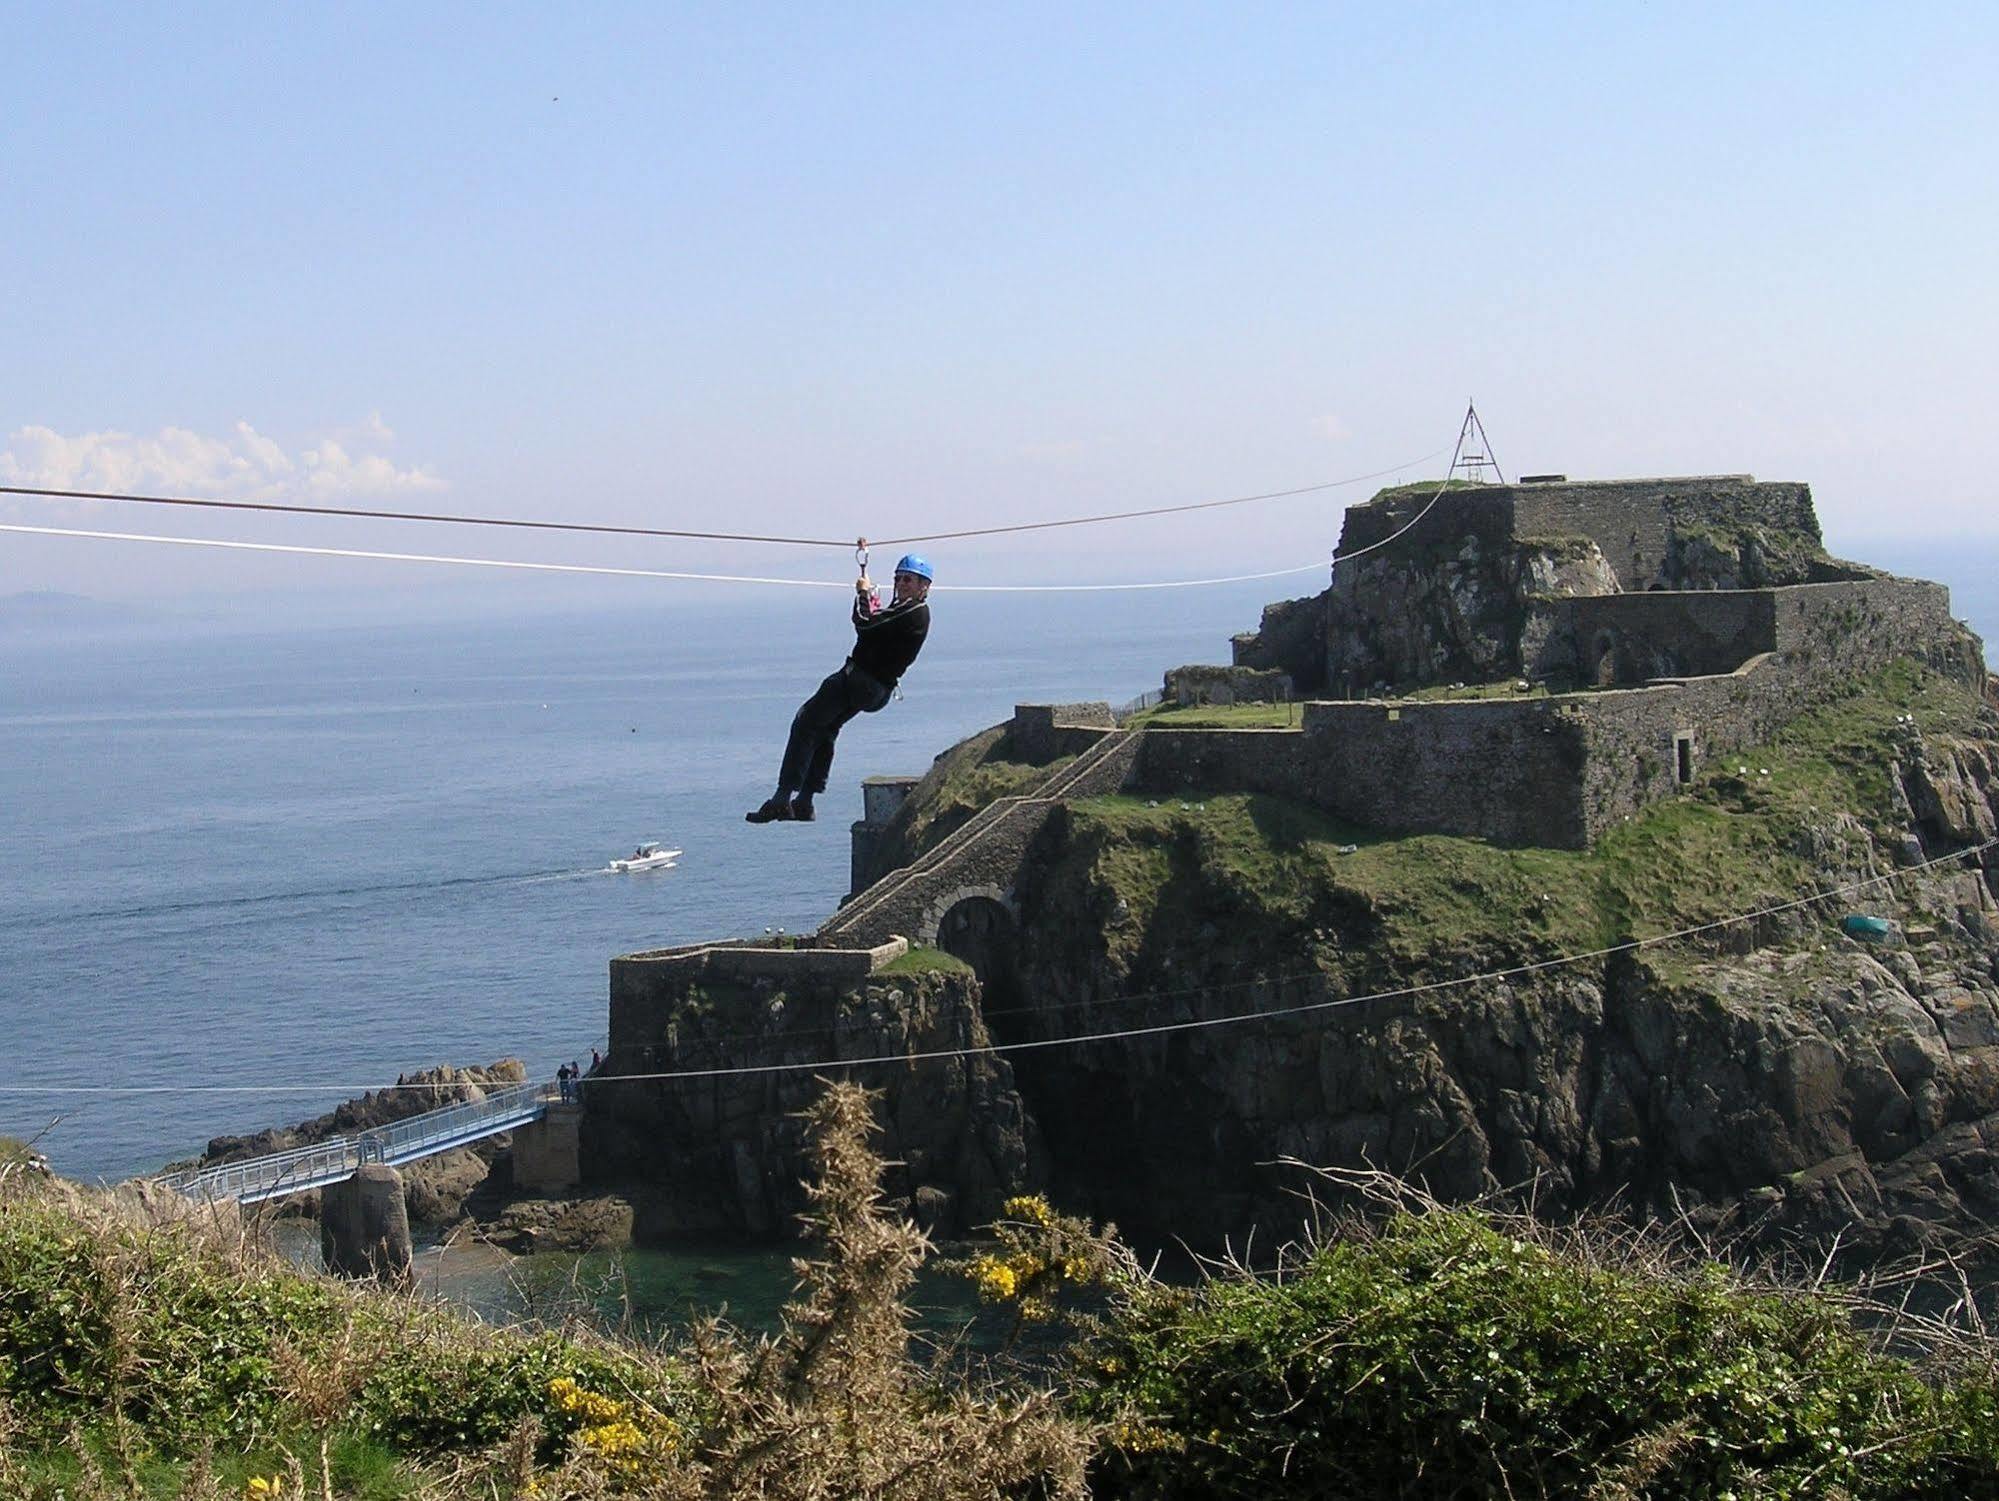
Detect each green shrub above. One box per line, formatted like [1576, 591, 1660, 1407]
[0, 1189, 675, 1455]
[1075, 1208, 1999, 1498]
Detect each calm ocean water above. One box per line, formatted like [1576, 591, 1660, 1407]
[3, 546, 1993, 1185]
[0, 584, 1278, 1180]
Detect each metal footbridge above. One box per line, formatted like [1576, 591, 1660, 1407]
[158, 1079, 562, 1205]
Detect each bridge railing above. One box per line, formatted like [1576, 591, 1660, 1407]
[160, 1079, 561, 1204]
[370, 1080, 557, 1166]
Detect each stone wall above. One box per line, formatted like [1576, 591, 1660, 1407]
[1010, 702, 1116, 764]
[1527, 590, 1780, 685]
[823, 727, 1143, 948]
[1567, 578, 1980, 839]
[1163, 663, 1294, 706]
[850, 776, 922, 900]
[610, 939, 908, 1040]
[1139, 702, 1593, 847]
[1506, 476, 1819, 590]
[1220, 477, 1841, 697]
[589, 957, 1036, 1236]
[1232, 592, 1324, 684]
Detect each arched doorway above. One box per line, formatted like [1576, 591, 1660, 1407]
[935, 894, 1025, 1046]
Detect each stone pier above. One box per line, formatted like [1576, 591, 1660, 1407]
[320, 1164, 412, 1278]
[513, 1101, 583, 1193]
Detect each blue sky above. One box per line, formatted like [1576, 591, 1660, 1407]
[3, 2, 1994, 608]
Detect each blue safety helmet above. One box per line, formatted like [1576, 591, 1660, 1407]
[893, 553, 934, 583]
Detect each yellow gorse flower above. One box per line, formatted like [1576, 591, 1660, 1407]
[971, 1254, 1018, 1301]
[245, 1478, 284, 1498]
[548, 1376, 681, 1480]
[1001, 1194, 1054, 1226]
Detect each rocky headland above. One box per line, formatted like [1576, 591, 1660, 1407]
[585, 476, 1999, 1268]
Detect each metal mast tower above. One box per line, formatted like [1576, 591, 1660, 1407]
[1449, 400, 1504, 484]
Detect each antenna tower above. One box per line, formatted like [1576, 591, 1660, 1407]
[1449, 400, 1503, 485]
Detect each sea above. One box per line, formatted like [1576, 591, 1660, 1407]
[0, 582, 1290, 1182]
[2, 546, 1993, 1328]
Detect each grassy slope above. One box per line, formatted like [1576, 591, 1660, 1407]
[1068, 661, 1984, 973]
[879, 724, 1075, 869]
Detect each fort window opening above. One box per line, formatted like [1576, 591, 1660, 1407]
[1675, 732, 1694, 785]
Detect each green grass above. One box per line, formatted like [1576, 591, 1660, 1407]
[1076, 1207, 1999, 1499]
[878, 945, 975, 978]
[1129, 703, 1303, 728]
[889, 725, 1074, 864]
[1066, 660, 1985, 971]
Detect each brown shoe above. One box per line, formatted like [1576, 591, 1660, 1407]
[745, 796, 794, 824]
[789, 797, 816, 822]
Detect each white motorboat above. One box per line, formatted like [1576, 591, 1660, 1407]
[608, 842, 681, 873]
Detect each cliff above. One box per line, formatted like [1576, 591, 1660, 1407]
[1233, 475, 1860, 698]
[587, 950, 1040, 1238]
[604, 658, 1999, 1259]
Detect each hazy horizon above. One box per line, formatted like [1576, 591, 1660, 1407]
[5, 4, 1996, 612]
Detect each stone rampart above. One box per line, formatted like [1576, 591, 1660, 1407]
[1331, 477, 1822, 589]
[1508, 476, 1817, 589]
[1139, 701, 1592, 847]
[609, 938, 909, 1042]
[1528, 589, 1780, 685]
[821, 728, 1142, 949]
[1010, 702, 1117, 764]
[1139, 577, 1969, 848]
[1163, 663, 1294, 706]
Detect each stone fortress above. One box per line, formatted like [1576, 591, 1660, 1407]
[586, 474, 1993, 1238]
[614, 472, 1980, 986]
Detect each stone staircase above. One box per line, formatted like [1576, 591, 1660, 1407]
[819, 727, 1140, 949]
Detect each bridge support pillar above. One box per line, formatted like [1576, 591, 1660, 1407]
[514, 1102, 583, 1194]
[321, 1165, 412, 1279]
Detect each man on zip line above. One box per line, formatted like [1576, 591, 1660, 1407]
[747, 548, 933, 824]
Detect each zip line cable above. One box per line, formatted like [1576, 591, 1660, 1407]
[0, 523, 1344, 592]
[0, 432, 1462, 592]
[0, 446, 1446, 553]
[870, 449, 1451, 546]
[4, 838, 1988, 1098]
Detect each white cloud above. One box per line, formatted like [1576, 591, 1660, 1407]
[0, 420, 445, 502]
[1312, 414, 1352, 443]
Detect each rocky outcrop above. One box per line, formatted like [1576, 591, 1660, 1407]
[954, 709, 1999, 1254]
[645, 666, 1999, 1263]
[585, 965, 1040, 1239]
[1323, 532, 1621, 694]
[179, 1060, 526, 1227]
[1230, 476, 1851, 698]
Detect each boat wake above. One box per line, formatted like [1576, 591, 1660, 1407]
[1, 866, 612, 933]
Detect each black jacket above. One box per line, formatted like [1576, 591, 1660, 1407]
[849, 596, 929, 687]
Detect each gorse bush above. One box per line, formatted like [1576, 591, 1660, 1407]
[0, 1179, 669, 1469]
[1073, 1205, 1999, 1499]
[7, 1092, 1999, 1496]
[0, 1088, 1090, 1498]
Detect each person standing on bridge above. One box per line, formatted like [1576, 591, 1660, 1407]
[747, 551, 933, 824]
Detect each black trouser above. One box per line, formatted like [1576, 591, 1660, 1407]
[778, 662, 892, 795]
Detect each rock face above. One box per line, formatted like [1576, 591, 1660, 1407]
[1323, 532, 1623, 695]
[585, 966, 1040, 1239]
[963, 710, 1999, 1255]
[629, 665, 1999, 1263]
